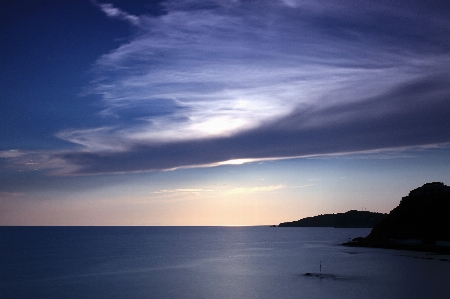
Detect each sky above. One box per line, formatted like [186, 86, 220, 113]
[1, 0, 450, 226]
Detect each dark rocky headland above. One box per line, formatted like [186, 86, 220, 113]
[279, 210, 387, 228]
[344, 182, 450, 253]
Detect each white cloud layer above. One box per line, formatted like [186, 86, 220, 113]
[71, 0, 449, 153]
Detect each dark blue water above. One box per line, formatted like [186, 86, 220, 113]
[1, 226, 449, 299]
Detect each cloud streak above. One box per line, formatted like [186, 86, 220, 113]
[229, 185, 286, 193]
[153, 188, 215, 194]
[96, 2, 140, 26]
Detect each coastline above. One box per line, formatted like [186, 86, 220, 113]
[343, 238, 450, 255]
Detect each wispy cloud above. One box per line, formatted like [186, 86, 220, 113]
[2, 0, 450, 175]
[153, 188, 214, 194]
[84, 0, 437, 150]
[97, 2, 140, 26]
[229, 185, 286, 193]
[0, 149, 79, 175]
[290, 184, 314, 189]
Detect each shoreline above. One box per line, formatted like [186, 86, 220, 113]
[343, 239, 450, 255]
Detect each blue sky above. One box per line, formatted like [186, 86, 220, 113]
[1, 0, 450, 225]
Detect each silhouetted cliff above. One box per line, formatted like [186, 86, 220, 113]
[344, 182, 450, 252]
[279, 210, 387, 228]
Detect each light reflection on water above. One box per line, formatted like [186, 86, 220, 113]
[1, 226, 449, 299]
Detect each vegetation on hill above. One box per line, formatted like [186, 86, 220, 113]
[278, 210, 387, 228]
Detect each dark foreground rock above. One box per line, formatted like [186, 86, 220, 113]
[279, 210, 386, 228]
[344, 182, 450, 254]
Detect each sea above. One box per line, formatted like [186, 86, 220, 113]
[1, 226, 449, 299]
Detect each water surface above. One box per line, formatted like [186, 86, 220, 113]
[1, 226, 449, 298]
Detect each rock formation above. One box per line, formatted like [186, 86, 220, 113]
[344, 182, 450, 252]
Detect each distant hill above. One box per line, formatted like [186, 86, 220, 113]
[344, 182, 450, 253]
[278, 210, 387, 228]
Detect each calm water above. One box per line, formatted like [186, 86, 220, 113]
[1, 226, 449, 299]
